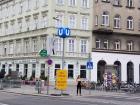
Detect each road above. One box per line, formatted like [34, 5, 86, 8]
[0, 92, 140, 105]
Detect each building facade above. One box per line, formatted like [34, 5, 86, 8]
[0, 0, 93, 84]
[91, 0, 140, 83]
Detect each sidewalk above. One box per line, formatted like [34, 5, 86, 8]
[0, 85, 127, 97]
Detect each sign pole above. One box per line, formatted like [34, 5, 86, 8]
[57, 27, 70, 95]
[47, 66, 50, 95]
[46, 58, 53, 95]
[61, 38, 65, 95]
[89, 70, 91, 95]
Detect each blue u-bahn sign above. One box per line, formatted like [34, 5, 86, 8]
[58, 27, 71, 38]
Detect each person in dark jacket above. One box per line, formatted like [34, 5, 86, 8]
[76, 75, 82, 96]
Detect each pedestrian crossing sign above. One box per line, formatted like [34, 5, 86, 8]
[86, 61, 93, 70]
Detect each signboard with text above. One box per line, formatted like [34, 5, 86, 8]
[56, 70, 68, 90]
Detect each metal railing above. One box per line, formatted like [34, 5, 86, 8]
[0, 79, 22, 90]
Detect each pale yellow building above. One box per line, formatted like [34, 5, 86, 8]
[0, 0, 93, 83]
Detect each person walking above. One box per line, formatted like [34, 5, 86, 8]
[76, 75, 82, 96]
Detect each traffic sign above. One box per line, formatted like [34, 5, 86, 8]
[46, 59, 53, 65]
[86, 61, 93, 69]
[58, 27, 71, 38]
[39, 49, 48, 57]
[56, 70, 68, 90]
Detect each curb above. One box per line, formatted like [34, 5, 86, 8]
[0, 90, 72, 98]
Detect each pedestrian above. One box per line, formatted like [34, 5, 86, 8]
[76, 75, 82, 96]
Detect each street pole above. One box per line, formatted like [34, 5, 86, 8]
[89, 70, 91, 95]
[61, 38, 65, 95]
[62, 38, 65, 70]
[89, 53, 92, 95]
[47, 66, 50, 95]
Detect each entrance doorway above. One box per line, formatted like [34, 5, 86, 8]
[114, 61, 121, 81]
[127, 62, 134, 83]
[97, 60, 106, 83]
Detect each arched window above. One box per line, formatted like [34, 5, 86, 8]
[114, 14, 121, 28]
[127, 16, 133, 29]
[102, 11, 109, 26]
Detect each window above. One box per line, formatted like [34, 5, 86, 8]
[19, 1, 23, 14]
[32, 64, 36, 78]
[55, 38, 63, 52]
[80, 65, 86, 78]
[95, 15, 98, 26]
[24, 64, 28, 78]
[42, 0, 48, 6]
[96, 39, 101, 49]
[16, 40, 21, 54]
[102, 0, 110, 2]
[35, 0, 39, 9]
[3, 44, 7, 55]
[33, 15, 39, 29]
[4, 22, 8, 35]
[81, 0, 89, 8]
[16, 64, 19, 72]
[32, 38, 38, 52]
[18, 18, 22, 32]
[54, 64, 61, 76]
[103, 40, 109, 49]
[42, 15, 48, 27]
[68, 39, 75, 52]
[81, 16, 88, 30]
[127, 0, 133, 7]
[127, 41, 133, 51]
[80, 39, 87, 53]
[114, 0, 121, 5]
[10, 20, 15, 34]
[41, 64, 45, 77]
[127, 16, 133, 29]
[68, 15, 76, 28]
[9, 42, 14, 54]
[114, 15, 120, 28]
[68, 64, 74, 78]
[25, 16, 30, 30]
[41, 36, 47, 49]
[102, 11, 109, 26]
[114, 40, 120, 50]
[56, 0, 64, 5]
[55, 12, 64, 27]
[24, 39, 30, 53]
[68, 0, 76, 6]
[138, 19, 140, 30]
[27, 0, 31, 11]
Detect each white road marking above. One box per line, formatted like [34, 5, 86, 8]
[0, 102, 9, 105]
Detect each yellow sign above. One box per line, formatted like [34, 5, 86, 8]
[56, 70, 68, 90]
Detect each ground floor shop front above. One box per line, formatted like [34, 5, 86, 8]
[0, 57, 90, 84]
[91, 52, 140, 84]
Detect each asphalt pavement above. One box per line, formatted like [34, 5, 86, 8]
[0, 85, 140, 105]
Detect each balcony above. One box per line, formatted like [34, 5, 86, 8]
[92, 48, 140, 55]
[93, 26, 113, 34]
[0, 52, 89, 59]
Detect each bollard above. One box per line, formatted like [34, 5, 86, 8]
[0, 79, 3, 90]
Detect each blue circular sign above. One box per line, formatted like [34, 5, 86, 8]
[58, 27, 71, 38]
[46, 59, 53, 65]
